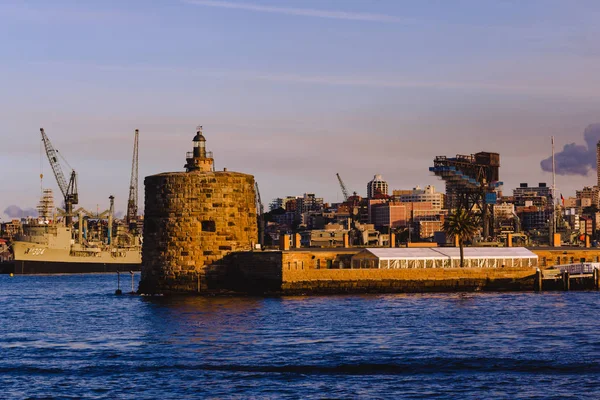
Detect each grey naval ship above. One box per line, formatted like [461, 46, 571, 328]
[11, 220, 141, 274]
[7, 128, 142, 274]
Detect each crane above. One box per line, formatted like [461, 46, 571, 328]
[255, 181, 265, 248]
[336, 173, 349, 202]
[40, 128, 78, 226]
[126, 129, 139, 232]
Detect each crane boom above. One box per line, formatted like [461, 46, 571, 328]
[255, 181, 265, 248]
[336, 173, 349, 202]
[40, 128, 78, 225]
[126, 129, 139, 231]
[40, 128, 69, 199]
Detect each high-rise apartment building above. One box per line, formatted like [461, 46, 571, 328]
[367, 175, 388, 199]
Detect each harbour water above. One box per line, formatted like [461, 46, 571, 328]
[1, 274, 600, 399]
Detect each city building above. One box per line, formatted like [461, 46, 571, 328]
[513, 183, 553, 207]
[296, 193, 324, 213]
[576, 186, 599, 208]
[367, 174, 388, 199]
[392, 185, 444, 210]
[269, 196, 298, 212]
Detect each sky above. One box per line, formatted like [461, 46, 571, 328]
[2, 0, 600, 220]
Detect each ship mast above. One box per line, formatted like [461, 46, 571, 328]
[551, 136, 556, 240]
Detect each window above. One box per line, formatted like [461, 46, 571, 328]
[201, 220, 216, 232]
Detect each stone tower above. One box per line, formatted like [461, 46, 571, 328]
[139, 127, 258, 294]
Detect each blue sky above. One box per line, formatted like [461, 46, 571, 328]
[2, 0, 600, 219]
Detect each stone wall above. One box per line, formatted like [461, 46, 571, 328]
[281, 266, 536, 294]
[139, 170, 258, 294]
[531, 248, 600, 268]
[203, 249, 536, 295]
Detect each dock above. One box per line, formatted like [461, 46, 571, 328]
[537, 263, 600, 291]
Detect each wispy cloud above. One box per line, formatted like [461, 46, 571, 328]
[182, 0, 407, 23]
[27, 60, 600, 99]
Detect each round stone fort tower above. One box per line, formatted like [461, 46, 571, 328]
[139, 126, 258, 294]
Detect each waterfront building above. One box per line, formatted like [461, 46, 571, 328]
[367, 174, 388, 199]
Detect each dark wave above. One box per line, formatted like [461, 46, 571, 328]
[2, 358, 599, 376]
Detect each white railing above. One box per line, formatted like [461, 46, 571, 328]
[556, 263, 600, 275]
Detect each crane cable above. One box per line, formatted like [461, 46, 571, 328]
[55, 149, 75, 172]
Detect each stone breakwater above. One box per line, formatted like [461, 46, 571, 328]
[139, 170, 258, 294]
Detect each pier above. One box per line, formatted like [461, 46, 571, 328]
[537, 263, 600, 291]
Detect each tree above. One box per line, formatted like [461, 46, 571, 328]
[444, 207, 479, 268]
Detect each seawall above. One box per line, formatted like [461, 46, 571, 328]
[206, 250, 536, 295]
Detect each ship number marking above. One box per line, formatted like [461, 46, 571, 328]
[25, 248, 46, 256]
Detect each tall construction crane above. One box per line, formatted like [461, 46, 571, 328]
[336, 173, 349, 202]
[40, 128, 78, 226]
[126, 129, 139, 232]
[255, 181, 265, 248]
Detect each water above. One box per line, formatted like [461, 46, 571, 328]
[1, 274, 600, 399]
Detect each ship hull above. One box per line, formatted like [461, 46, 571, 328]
[9, 240, 141, 275]
[9, 260, 140, 275]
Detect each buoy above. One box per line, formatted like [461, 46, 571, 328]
[10, 273, 14, 277]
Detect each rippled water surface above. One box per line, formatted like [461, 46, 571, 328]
[1, 274, 600, 399]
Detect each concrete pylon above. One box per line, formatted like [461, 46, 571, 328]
[553, 233, 561, 247]
[293, 233, 301, 248]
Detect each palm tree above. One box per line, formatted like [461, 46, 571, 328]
[444, 207, 479, 268]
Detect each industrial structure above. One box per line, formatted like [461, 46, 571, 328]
[126, 129, 139, 232]
[336, 173, 350, 202]
[40, 128, 78, 226]
[430, 152, 502, 238]
[255, 181, 265, 248]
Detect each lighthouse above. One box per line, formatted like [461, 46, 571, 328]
[185, 126, 214, 172]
